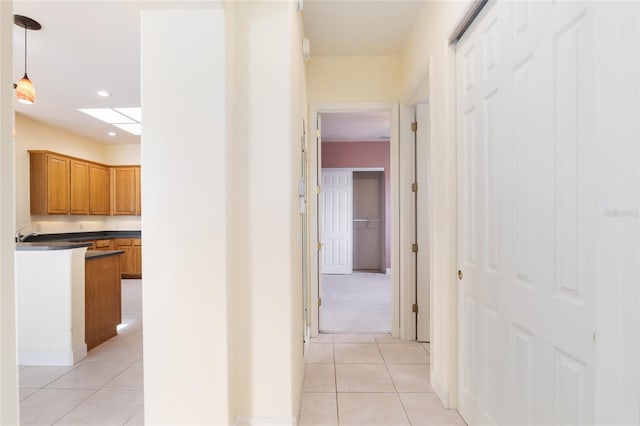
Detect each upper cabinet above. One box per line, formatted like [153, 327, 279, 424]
[89, 164, 110, 215]
[29, 151, 140, 217]
[111, 166, 141, 216]
[70, 160, 90, 215]
[30, 152, 70, 214]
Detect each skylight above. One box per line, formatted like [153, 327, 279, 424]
[78, 107, 142, 136]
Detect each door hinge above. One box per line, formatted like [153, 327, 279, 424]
[412, 243, 418, 253]
[318, 297, 322, 307]
[316, 129, 321, 138]
[317, 185, 321, 194]
[412, 303, 419, 313]
[411, 182, 418, 192]
[411, 122, 418, 132]
[317, 242, 322, 250]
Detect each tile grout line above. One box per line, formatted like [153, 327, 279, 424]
[50, 388, 101, 425]
[332, 340, 341, 425]
[378, 340, 413, 426]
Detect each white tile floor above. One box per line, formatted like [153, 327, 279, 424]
[19, 280, 464, 426]
[300, 334, 466, 426]
[19, 279, 144, 426]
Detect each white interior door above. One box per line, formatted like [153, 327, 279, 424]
[321, 169, 353, 274]
[457, 1, 595, 424]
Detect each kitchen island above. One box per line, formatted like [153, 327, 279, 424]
[16, 242, 124, 365]
[16, 242, 91, 366]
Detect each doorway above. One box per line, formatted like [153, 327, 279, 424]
[314, 109, 395, 334]
[353, 170, 385, 273]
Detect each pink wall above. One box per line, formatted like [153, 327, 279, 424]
[322, 141, 391, 269]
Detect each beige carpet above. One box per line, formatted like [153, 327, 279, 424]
[320, 272, 391, 333]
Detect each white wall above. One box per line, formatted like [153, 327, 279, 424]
[227, 1, 304, 422]
[104, 143, 140, 165]
[0, 1, 18, 423]
[14, 113, 141, 234]
[400, 0, 471, 409]
[141, 6, 229, 425]
[306, 54, 401, 103]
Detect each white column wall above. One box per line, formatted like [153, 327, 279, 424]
[0, 1, 18, 424]
[140, 8, 229, 425]
[228, 2, 301, 422]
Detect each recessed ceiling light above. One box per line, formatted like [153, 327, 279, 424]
[97, 90, 111, 97]
[78, 108, 135, 124]
[108, 132, 116, 137]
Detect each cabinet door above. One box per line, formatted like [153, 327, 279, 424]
[70, 160, 90, 215]
[111, 168, 136, 215]
[116, 239, 133, 275]
[95, 239, 113, 250]
[135, 167, 141, 216]
[132, 238, 142, 275]
[89, 164, 111, 215]
[47, 154, 70, 214]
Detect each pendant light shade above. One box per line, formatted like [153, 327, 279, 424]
[14, 15, 41, 105]
[15, 73, 35, 104]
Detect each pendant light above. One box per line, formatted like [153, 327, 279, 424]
[13, 15, 41, 105]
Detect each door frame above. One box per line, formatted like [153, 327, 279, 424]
[309, 103, 401, 337]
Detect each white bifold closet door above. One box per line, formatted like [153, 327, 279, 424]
[457, 1, 597, 424]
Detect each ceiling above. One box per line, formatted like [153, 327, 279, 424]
[302, 0, 423, 56]
[11, 0, 422, 145]
[321, 112, 390, 143]
[13, 1, 141, 144]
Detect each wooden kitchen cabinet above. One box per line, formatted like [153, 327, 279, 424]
[111, 167, 141, 216]
[70, 160, 89, 215]
[94, 239, 114, 251]
[115, 238, 142, 278]
[89, 164, 110, 215]
[29, 151, 140, 217]
[30, 151, 70, 215]
[132, 238, 142, 274]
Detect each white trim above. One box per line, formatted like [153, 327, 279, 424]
[431, 369, 450, 410]
[398, 104, 416, 340]
[309, 102, 401, 338]
[235, 417, 296, 426]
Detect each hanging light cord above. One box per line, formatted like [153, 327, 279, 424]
[23, 24, 28, 76]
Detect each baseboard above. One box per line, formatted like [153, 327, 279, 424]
[431, 370, 451, 409]
[235, 416, 296, 426]
[386, 268, 391, 275]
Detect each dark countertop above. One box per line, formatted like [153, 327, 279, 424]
[85, 249, 125, 260]
[16, 241, 93, 251]
[22, 230, 141, 243]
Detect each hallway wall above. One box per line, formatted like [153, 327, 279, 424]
[306, 55, 401, 103]
[226, 0, 306, 423]
[400, 0, 472, 410]
[0, 3, 18, 423]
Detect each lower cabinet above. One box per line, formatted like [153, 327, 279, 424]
[85, 252, 122, 351]
[115, 238, 142, 278]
